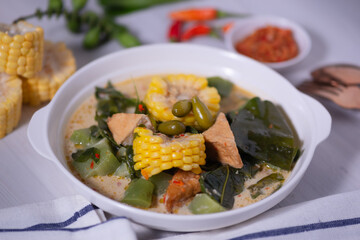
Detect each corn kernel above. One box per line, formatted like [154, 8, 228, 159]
[0, 44, 9, 51]
[192, 147, 200, 154]
[14, 35, 24, 43]
[161, 155, 172, 162]
[171, 152, 182, 160]
[151, 168, 162, 176]
[173, 160, 183, 167]
[160, 162, 173, 170]
[183, 149, 192, 156]
[183, 157, 192, 163]
[2, 35, 12, 44]
[150, 159, 161, 167]
[150, 152, 160, 159]
[24, 32, 34, 41]
[0, 51, 7, 59]
[149, 136, 163, 143]
[171, 143, 181, 151]
[17, 66, 25, 75]
[181, 164, 192, 171]
[160, 146, 171, 154]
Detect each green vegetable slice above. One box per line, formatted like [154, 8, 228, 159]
[207, 76, 233, 97]
[200, 165, 245, 209]
[70, 127, 101, 148]
[248, 173, 284, 199]
[121, 178, 155, 208]
[230, 97, 299, 170]
[72, 138, 121, 178]
[189, 193, 226, 214]
[148, 172, 172, 195]
[113, 162, 130, 177]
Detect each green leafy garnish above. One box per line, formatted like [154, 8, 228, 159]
[248, 173, 284, 199]
[230, 97, 300, 170]
[200, 165, 245, 209]
[116, 146, 141, 179]
[72, 147, 101, 163]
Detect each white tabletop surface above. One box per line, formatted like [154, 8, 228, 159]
[1, 0, 360, 238]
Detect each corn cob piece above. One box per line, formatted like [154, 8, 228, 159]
[0, 21, 44, 78]
[0, 73, 22, 139]
[22, 40, 76, 106]
[133, 127, 206, 179]
[144, 74, 220, 126]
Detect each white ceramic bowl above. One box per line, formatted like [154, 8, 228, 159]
[225, 15, 311, 70]
[28, 44, 330, 232]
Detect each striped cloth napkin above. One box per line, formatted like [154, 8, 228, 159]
[1, 190, 360, 240]
[156, 190, 360, 240]
[0, 195, 136, 240]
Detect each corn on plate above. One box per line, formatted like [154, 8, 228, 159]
[0, 21, 44, 78]
[0, 73, 22, 139]
[22, 41, 76, 106]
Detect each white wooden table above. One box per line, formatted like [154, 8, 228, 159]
[1, 0, 360, 238]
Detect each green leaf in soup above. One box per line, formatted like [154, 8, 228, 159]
[72, 147, 101, 163]
[200, 165, 245, 209]
[230, 97, 299, 170]
[207, 76, 234, 97]
[248, 173, 284, 199]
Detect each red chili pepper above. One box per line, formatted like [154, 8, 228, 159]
[90, 161, 94, 169]
[170, 8, 247, 21]
[168, 20, 183, 42]
[138, 104, 145, 112]
[181, 23, 212, 41]
[95, 153, 100, 159]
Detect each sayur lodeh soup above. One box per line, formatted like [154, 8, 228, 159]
[64, 74, 301, 215]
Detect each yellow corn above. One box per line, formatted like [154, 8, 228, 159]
[144, 74, 220, 126]
[0, 21, 44, 78]
[133, 127, 206, 179]
[22, 41, 76, 106]
[0, 73, 22, 139]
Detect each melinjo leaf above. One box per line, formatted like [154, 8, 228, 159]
[230, 97, 299, 170]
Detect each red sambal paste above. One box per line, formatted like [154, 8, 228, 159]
[235, 25, 299, 63]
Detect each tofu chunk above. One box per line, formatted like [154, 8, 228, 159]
[202, 112, 243, 168]
[165, 170, 201, 213]
[107, 113, 153, 145]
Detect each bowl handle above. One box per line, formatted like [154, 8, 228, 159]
[301, 93, 332, 144]
[27, 106, 55, 161]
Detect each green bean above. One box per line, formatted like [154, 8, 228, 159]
[83, 26, 101, 49]
[191, 96, 214, 130]
[47, 0, 63, 17]
[81, 11, 99, 27]
[66, 12, 81, 33]
[121, 178, 154, 208]
[172, 100, 192, 117]
[72, 0, 88, 12]
[113, 29, 141, 48]
[158, 120, 186, 136]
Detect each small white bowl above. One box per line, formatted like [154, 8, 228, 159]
[225, 15, 311, 70]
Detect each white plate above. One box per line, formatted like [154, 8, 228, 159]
[28, 44, 330, 232]
[225, 15, 312, 70]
